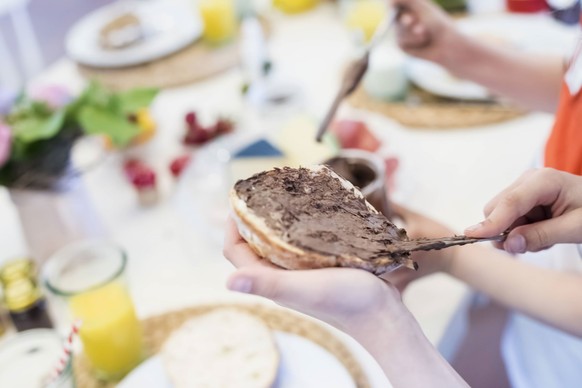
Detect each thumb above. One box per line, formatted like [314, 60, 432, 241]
[227, 267, 312, 308]
[503, 211, 582, 254]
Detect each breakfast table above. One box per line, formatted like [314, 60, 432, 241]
[0, 3, 557, 387]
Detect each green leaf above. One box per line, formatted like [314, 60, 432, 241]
[10, 139, 29, 161]
[82, 81, 110, 106]
[11, 109, 66, 143]
[118, 88, 158, 114]
[78, 105, 140, 147]
[7, 98, 52, 124]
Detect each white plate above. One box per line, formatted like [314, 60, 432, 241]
[407, 13, 579, 100]
[407, 58, 491, 101]
[118, 332, 357, 388]
[66, 0, 202, 68]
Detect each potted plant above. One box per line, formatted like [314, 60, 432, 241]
[0, 82, 158, 264]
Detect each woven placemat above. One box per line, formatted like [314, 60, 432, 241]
[77, 19, 270, 91]
[348, 84, 525, 129]
[73, 303, 370, 388]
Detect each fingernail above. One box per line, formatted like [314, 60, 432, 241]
[465, 222, 483, 234]
[228, 277, 253, 294]
[506, 235, 526, 254]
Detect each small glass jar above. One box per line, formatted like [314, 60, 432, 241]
[4, 277, 53, 332]
[363, 43, 408, 101]
[0, 258, 36, 285]
[1, 258, 54, 333]
[0, 329, 75, 388]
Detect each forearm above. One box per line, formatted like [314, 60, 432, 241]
[448, 245, 582, 337]
[347, 307, 468, 388]
[437, 32, 563, 113]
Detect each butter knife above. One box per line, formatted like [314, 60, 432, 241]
[315, 8, 400, 142]
[388, 232, 509, 254]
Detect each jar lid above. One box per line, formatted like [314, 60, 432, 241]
[4, 278, 40, 312]
[0, 259, 36, 285]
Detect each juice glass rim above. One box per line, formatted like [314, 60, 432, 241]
[43, 240, 127, 298]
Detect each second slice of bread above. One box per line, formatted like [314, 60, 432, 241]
[161, 309, 279, 388]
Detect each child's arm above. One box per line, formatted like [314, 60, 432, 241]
[444, 37, 564, 113]
[466, 168, 582, 253]
[393, 0, 564, 113]
[451, 168, 582, 336]
[448, 243, 582, 337]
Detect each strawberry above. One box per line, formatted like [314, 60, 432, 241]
[123, 159, 146, 180]
[170, 155, 192, 177]
[132, 168, 156, 189]
[185, 111, 198, 127]
[123, 159, 156, 188]
[183, 128, 210, 145]
[331, 120, 381, 152]
[213, 118, 234, 135]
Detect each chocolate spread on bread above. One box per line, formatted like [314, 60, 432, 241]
[234, 167, 410, 262]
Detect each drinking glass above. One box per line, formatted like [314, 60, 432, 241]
[199, 0, 237, 44]
[341, 0, 388, 44]
[44, 241, 143, 381]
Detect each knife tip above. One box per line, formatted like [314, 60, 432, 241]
[315, 126, 326, 142]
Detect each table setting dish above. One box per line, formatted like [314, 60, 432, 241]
[118, 332, 356, 388]
[66, 0, 202, 68]
[407, 59, 492, 102]
[73, 304, 370, 388]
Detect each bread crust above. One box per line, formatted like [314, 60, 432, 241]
[230, 165, 411, 275]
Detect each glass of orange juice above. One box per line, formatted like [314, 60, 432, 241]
[44, 241, 143, 381]
[199, 0, 238, 45]
[274, 0, 318, 14]
[342, 0, 388, 43]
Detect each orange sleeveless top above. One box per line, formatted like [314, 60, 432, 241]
[544, 38, 582, 176]
[544, 82, 582, 175]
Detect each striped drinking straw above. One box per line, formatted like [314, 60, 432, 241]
[46, 319, 82, 385]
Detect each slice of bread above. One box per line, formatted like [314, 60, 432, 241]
[161, 309, 279, 388]
[230, 165, 415, 275]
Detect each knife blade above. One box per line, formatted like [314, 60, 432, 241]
[315, 8, 400, 142]
[387, 232, 509, 254]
